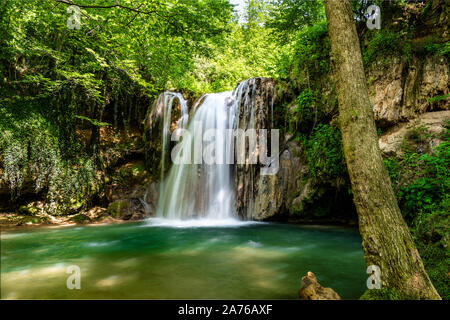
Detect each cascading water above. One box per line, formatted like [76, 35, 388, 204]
[153, 78, 276, 222]
[156, 91, 236, 220]
[157, 92, 189, 179]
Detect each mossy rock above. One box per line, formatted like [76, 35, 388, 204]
[130, 162, 147, 177]
[290, 201, 304, 215]
[94, 211, 107, 220]
[116, 161, 147, 181]
[70, 214, 91, 224]
[107, 200, 131, 218]
[108, 201, 120, 217]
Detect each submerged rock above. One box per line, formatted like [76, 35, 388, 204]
[298, 271, 341, 300]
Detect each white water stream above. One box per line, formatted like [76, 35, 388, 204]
[154, 79, 272, 222]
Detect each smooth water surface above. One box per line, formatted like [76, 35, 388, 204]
[1, 220, 367, 299]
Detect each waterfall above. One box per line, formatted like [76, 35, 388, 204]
[156, 91, 236, 220]
[157, 92, 188, 180]
[153, 78, 276, 221]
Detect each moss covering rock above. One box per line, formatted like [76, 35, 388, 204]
[107, 199, 132, 219]
[70, 214, 92, 224]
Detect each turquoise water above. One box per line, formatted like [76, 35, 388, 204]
[1, 220, 367, 299]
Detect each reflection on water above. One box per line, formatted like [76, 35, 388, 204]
[1, 220, 366, 299]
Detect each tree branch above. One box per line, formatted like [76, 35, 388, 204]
[53, 0, 158, 15]
[52, 0, 184, 31]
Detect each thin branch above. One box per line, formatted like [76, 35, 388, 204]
[124, 4, 144, 27]
[52, 0, 184, 32]
[53, 0, 157, 15]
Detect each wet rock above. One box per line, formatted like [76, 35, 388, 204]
[298, 271, 341, 300]
[83, 206, 107, 221]
[252, 175, 281, 220]
[234, 78, 279, 220]
[0, 171, 40, 198]
[234, 78, 311, 220]
[17, 215, 50, 226]
[101, 157, 159, 221]
[291, 179, 313, 213]
[107, 199, 132, 219]
[105, 181, 159, 221]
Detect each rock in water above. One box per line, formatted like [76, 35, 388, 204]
[298, 272, 341, 300]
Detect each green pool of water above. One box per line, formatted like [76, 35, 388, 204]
[1, 219, 367, 299]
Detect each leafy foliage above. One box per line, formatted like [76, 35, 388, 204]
[187, 22, 277, 92]
[384, 122, 450, 298]
[276, 20, 330, 81]
[267, 0, 324, 42]
[385, 126, 449, 222]
[276, 20, 335, 137]
[419, 38, 450, 58]
[0, 100, 98, 214]
[300, 124, 346, 180]
[0, 0, 233, 212]
[362, 29, 409, 65]
[74, 115, 111, 127]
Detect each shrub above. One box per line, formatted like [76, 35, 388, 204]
[396, 140, 449, 221]
[362, 29, 410, 65]
[384, 122, 450, 299]
[419, 38, 450, 58]
[289, 89, 323, 133]
[290, 21, 330, 80]
[301, 124, 347, 180]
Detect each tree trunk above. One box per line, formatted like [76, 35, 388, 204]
[323, 0, 440, 299]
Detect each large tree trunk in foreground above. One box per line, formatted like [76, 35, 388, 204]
[323, 0, 440, 299]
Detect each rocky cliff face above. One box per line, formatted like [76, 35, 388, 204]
[368, 55, 449, 128]
[144, 92, 187, 181]
[233, 78, 315, 221]
[369, 52, 449, 159]
[233, 78, 280, 220]
[379, 110, 450, 157]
